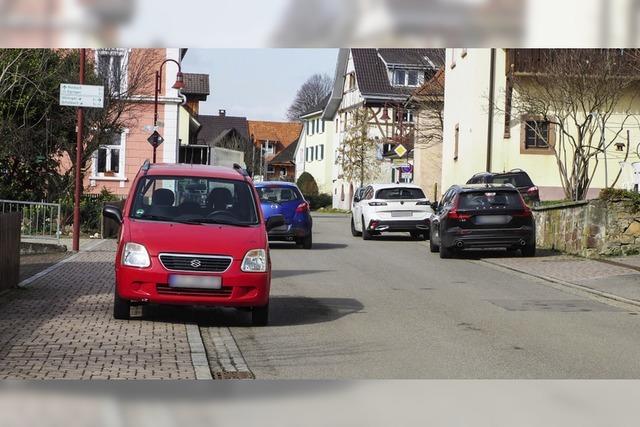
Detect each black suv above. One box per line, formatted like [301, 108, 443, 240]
[429, 184, 536, 259]
[466, 169, 540, 206]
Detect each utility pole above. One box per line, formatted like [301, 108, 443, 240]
[72, 48, 86, 252]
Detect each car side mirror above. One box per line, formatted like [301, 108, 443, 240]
[266, 214, 285, 231]
[431, 201, 439, 211]
[103, 204, 123, 224]
[353, 196, 360, 203]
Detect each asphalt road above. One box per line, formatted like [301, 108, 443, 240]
[219, 214, 640, 379]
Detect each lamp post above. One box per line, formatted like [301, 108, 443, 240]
[153, 59, 184, 163]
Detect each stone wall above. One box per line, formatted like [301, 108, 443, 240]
[533, 197, 640, 257]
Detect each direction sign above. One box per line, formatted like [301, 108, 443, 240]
[59, 84, 104, 108]
[394, 144, 407, 158]
[147, 131, 164, 148]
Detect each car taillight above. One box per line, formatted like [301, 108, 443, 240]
[447, 195, 471, 221]
[527, 186, 539, 194]
[368, 201, 387, 206]
[296, 201, 310, 213]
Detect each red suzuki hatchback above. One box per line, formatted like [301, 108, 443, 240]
[103, 161, 284, 326]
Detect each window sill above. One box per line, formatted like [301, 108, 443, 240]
[89, 176, 128, 181]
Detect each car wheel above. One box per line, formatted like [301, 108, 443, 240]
[113, 291, 131, 320]
[302, 234, 312, 249]
[429, 236, 439, 253]
[351, 216, 362, 236]
[521, 243, 536, 257]
[251, 304, 269, 326]
[362, 216, 372, 240]
[439, 245, 454, 259]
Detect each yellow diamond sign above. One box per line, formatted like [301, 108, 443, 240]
[394, 144, 407, 158]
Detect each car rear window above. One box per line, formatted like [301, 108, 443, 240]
[458, 191, 524, 210]
[376, 187, 426, 200]
[257, 186, 302, 203]
[488, 173, 533, 188]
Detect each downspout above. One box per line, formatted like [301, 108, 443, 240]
[486, 48, 496, 172]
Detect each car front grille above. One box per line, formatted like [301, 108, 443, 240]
[159, 253, 232, 273]
[156, 285, 232, 297]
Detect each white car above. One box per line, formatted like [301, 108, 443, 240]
[350, 183, 434, 240]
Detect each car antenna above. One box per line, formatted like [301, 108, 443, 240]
[233, 163, 249, 177]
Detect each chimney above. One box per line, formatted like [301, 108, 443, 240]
[219, 109, 226, 117]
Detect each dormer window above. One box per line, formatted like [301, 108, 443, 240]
[391, 69, 422, 87]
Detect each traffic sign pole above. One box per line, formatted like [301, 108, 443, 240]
[73, 48, 85, 252]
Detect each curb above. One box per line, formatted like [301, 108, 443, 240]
[186, 324, 213, 380]
[480, 258, 640, 309]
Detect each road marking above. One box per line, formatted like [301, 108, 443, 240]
[477, 259, 640, 312]
[18, 239, 106, 288]
[185, 323, 213, 380]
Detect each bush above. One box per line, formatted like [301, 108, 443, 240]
[60, 187, 119, 234]
[306, 193, 332, 210]
[297, 172, 319, 197]
[599, 188, 640, 211]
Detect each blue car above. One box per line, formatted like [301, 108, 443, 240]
[255, 181, 313, 249]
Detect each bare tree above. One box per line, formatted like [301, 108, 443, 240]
[507, 49, 640, 200]
[336, 107, 379, 188]
[286, 73, 333, 121]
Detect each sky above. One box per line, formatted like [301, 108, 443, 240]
[181, 49, 339, 121]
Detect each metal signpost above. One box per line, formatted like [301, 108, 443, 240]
[59, 49, 104, 251]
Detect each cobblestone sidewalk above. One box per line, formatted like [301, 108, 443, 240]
[482, 252, 640, 304]
[0, 240, 196, 379]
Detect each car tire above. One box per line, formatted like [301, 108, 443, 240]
[521, 243, 536, 257]
[113, 291, 131, 320]
[251, 304, 269, 326]
[439, 245, 454, 259]
[351, 217, 362, 236]
[429, 236, 440, 253]
[362, 216, 372, 240]
[302, 234, 312, 249]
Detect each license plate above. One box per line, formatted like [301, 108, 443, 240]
[391, 211, 411, 217]
[475, 215, 511, 225]
[168, 275, 222, 289]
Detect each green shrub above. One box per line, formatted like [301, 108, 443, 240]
[306, 193, 332, 210]
[599, 188, 640, 211]
[296, 172, 319, 197]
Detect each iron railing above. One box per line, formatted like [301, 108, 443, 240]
[0, 199, 61, 241]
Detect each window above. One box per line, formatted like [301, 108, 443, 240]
[454, 124, 459, 160]
[96, 49, 126, 94]
[94, 132, 124, 177]
[376, 187, 425, 200]
[346, 73, 356, 91]
[267, 165, 275, 174]
[279, 168, 287, 177]
[263, 141, 275, 155]
[407, 71, 418, 86]
[391, 69, 422, 87]
[309, 147, 315, 162]
[306, 121, 310, 136]
[321, 120, 325, 133]
[524, 121, 550, 149]
[393, 70, 406, 86]
[257, 185, 302, 203]
[402, 110, 414, 123]
[130, 176, 259, 225]
[305, 147, 310, 162]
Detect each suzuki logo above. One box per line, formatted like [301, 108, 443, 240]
[270, 204, 278, 209]
[190, 259, 202, 268]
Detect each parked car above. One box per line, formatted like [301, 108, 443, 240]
[351, 183, 433, 240]
[254, 181, 313, 249]
[429, 184, 536, 259]
[102, 162, 284, 326]
[466, 169, 540, 206]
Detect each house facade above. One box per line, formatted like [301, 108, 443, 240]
[441, 48, 640, 200]
[294, 96, 336, 194]
[247, 120, 303, 181]
[84, 48, 187, 196]
[323, 48, 443, 209]
[195, 110, 251, 169]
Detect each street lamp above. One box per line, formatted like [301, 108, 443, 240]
[153, 59, 184, 163]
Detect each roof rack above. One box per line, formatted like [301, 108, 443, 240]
[233, 163, 249, 177]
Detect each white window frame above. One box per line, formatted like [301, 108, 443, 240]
[390, 68, 423, 87]
[95, 48, 128, 95]
[280, 168, 287, 177]
[90, 130, 127, 183]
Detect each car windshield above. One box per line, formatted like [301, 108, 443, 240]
[458, 191, 524, 210]
[129, 176, 259, 226]
[376, 187, 426, 200]
[489, 173, 533, 188]
[257, 186, 301, 203]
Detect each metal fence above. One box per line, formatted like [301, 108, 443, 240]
[0, 199, 61, 241]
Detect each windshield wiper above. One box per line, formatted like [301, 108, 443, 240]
[193, 218, 253, 227]
[135, 214, 204, 225]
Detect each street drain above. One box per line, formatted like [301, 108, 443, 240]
[212, 371, 254, 380]
[488, 299, 622, 312]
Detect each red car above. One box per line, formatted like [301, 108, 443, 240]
[103, 161, 284, 326]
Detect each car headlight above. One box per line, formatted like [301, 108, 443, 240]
[241, 249, 267, 272]
[122, 242, 151, 268]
